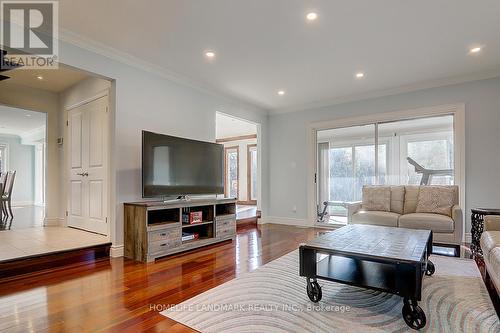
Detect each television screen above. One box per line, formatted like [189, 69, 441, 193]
[142, 131, 224, 197]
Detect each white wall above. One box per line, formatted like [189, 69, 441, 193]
[268, 77, 500, 232]
[57, 40, 269, 250]
[0, 134, 34, 205]
[221, 138, 257, 202]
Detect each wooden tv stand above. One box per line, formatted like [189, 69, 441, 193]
[124, 198, 236, 262]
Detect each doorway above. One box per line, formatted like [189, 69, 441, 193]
[0, 105, 46, 230]
[216, 112, 260, 222]
[312, 106, 464, 227]
[0, 61, 113, 262]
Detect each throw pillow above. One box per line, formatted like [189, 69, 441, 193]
[416, 186, 455, 217]
[362, 186, 391, 212]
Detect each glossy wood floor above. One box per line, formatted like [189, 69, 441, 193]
[0, 224, 325, 333]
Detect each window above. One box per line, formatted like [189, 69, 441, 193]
[247, 144, 257, 202]
[224, 146, 239, 198]
[0, 144, 7, 173]
[317, 114, 455, 224]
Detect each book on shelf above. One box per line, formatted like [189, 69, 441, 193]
[181, 232, 200, 242]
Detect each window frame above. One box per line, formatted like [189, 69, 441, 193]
[0, 143, 8, 174]
[224, 146, 239, 199]
[247, 144, 257, 203]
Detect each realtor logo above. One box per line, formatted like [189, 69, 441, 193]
[1, 0, 58, 68]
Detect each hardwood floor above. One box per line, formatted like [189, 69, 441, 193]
[0, 224, 324, 333]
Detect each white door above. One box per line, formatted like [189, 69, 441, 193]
[67, 96, 108, 235]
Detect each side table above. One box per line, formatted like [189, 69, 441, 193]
[470, 208, 500, 256]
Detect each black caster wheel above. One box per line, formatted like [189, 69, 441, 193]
[402, 298, 426, 330]
[425, 260, 435, 276]
[306, 279, 322, 302]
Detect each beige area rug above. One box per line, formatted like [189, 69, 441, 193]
[161, 250, 499, 332]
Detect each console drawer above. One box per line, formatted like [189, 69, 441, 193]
[148, 227, 180, 243]
[149, 238, 181, 254]
[217, 226, 235, 238]
[217, 218, 235, 230]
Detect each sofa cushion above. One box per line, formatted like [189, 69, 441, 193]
[351, 211, 399, 227]
[398, 213, 454, 233]
[488, 247, 500, 287]
[416, 186, 455, 217]
[362, 186, 391, 212]
[390, 186, 405, 214]
[480, 231, 500, 257]
[403, 186, 420, 214]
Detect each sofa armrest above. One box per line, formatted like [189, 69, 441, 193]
[484, 216, 500, 231]
[451, 205, 463, 245]
[347, 201, 362, 224]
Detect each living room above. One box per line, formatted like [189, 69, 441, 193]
[0, 1, 499, 332]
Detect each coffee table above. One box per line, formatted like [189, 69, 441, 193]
[299, 224, 434, 330]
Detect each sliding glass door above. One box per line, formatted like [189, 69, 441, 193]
[317, 114, 454, 224]
[377, 115, 454, 186]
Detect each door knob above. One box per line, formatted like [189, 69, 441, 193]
[77, 172, 89, 177]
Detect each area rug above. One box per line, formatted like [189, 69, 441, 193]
[161, 250, 500, 332]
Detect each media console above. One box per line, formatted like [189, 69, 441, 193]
[124, 198, 236, 262]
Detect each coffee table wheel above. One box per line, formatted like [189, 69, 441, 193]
[402, 298, 426, 330]
[425, 260, 435, 276]
[306, 278, 322, 303]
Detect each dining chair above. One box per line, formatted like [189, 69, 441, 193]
[1, 171, 16, 222]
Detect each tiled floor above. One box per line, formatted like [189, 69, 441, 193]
[0, 205, 45, 230]
[0, 226, 110, 262]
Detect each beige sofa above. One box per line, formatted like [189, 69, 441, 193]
[480, 216, 500, 293]
[347, 185, 463, 251]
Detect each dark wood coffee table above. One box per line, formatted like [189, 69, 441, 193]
[299, 224, 434, 330]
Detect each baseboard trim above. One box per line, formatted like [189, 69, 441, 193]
[110, 245, 124, 258]
[12, 201, 34, 207]
[258, 216, 311, 227]
[43, 217, 64, 226]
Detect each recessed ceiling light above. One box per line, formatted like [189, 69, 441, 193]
[205, 51, 215, 58]
[25, 114, 32, 117]
[469, 47, 481, 54]
[306, 12, 318, 21]
[36, 75, 43, 80]
[277, 90, 286, 96]
[356, 72, 365, 79]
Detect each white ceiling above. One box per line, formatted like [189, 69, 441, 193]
[1, 64, 90, 93]
[58, 0, 500, 112]
[0, 105, 46, 136]
[216, 113, 257, 139]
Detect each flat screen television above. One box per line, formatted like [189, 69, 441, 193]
[142, 131, 224, 198]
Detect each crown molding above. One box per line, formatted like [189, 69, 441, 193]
[58, 29, 269, 115]
[271, 68, 500, 115]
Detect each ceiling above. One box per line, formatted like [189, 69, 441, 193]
[58, 0, 500, 112]
[1, 65, 89, 93]
[216, 113, 257, 139]
[0, 105, 46, 136]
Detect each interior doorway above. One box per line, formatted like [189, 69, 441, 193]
[0, 58, 113, 262]
[216, 112, 260, 222]
[0, 105, 46, 230]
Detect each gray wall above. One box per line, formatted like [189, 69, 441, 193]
[0, 134, 34, 204]
[57, 40, 269, 247]
[268, 77, 500, 232]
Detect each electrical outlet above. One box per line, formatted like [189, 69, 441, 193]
[292, 205, 297, 213]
